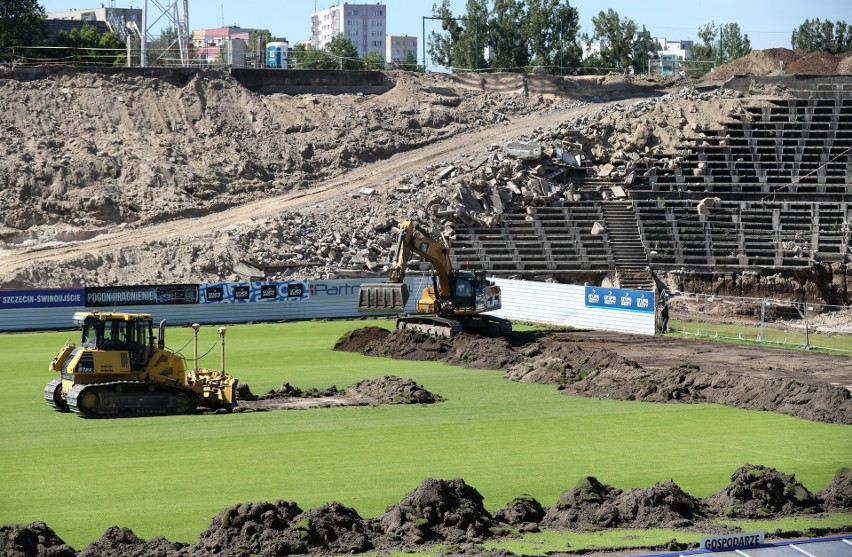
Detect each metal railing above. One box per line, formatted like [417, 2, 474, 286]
[666, 292, 852, 354]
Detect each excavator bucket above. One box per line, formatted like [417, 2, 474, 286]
[358, 283, 409, 312]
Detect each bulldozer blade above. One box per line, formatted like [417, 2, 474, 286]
[358, 283, 409, 312]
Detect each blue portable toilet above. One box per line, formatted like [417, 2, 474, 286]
[266, 41, 289, 69]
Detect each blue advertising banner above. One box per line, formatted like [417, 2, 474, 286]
[584, 286, 654, 313]
[86, 285, 199, 307]
[0, 288, 85, 310]
[200, 281, 309, 303]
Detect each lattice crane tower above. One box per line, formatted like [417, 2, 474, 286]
[140, 0, 190, 67]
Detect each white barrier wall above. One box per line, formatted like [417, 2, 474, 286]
[491, 278, 656, 335]
[0, 276, 654, 336]
[0, 277, 432, 332]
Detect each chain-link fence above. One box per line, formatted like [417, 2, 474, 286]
[665, 292, 852, 354]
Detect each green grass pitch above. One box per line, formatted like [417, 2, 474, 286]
[0, 319, 849, 549]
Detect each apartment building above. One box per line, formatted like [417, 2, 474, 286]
[386, 34, 417, 65]
[311, 3, 386, 58]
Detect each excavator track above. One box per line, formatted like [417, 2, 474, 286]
[397, 315, 464, 338]
[67, 381, 200, 418]
[397, 314, 512, 338]
[44, 378, 69, 412]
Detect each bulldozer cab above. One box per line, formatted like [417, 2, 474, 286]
[73, 312, 154, 368]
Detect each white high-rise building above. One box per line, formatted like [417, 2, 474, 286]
[311, 3, 386, 59]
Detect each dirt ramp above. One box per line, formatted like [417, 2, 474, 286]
[704, 464, 821, 518]
[0, 522, 75, 557]
[379, 478, 494, 545]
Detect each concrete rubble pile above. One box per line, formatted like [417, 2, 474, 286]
[0, 74, 744, 287]
[261, 86, 742, 280]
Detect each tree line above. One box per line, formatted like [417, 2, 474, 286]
[1, 0, 850, 71]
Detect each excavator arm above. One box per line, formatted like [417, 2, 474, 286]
[358, 220, 454, 312]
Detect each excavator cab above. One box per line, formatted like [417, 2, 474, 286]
[452, 271, 478, 310]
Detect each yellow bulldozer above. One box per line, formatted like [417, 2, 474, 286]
[45, 311, 238, 418]
[358, 219, 512, 337]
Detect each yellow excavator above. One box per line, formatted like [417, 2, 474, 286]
[358, 220, 511, 337]
[45, 311, 238, 418]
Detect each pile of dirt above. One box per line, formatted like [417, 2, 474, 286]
[232, 375, 442, 412]
[192, 499, 374, 556]
[336, 327, 523, 370]
[346, 376, 443, 404]
[76, 526, 186, 557]
[492, 495, 546, 528]
[335, 328, 852, 424]
[0, 521, 75, 556]
[378, 478, 494, 545]
[817, 468, 852, 512]
[705, 464, 821, 518]
[3, 463, 849, 556]
[707, 48, 852, 80]
[541, 477, 706, 530]
[0, 67, 731, 289]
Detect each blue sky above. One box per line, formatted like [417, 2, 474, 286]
[40, 0, 850, 59]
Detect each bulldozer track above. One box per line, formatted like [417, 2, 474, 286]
[0, 106, 591, 277]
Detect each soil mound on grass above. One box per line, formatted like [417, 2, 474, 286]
[541, 477, 705, 530]
[333, 326, 390, 352]
[233, 375, 442, 412]
[0, 522, 75, 557]
[541, 476, 623, 529]
[346, 376, 444, 404]
[336, 328, 523, 370]
[378, 478, 494, 545]
[704, 464, 821, 518]
[7, 463, 848, 556]
[493, 495, 546, 526]
[335, 328, 852, 424]
[77, 526, 187, 557]
[817, 468, 852, 512]
[200, 502, 374, 557]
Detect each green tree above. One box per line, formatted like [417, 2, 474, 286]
[0, 0, 47, 48]
[54, 24, 124, 65]
[290, 43, 326, 69]
[792, 18, 852, 53]
[247, 29, 271, 67]
[324, 33, 361, 69]
[399, 51, 424, 72]
[427, 0, 486, 72]
[525, 0, 580, 74]
[719, 22, 751, 61]
[688, 21, 751, 76]
[427, 0, 463, 69]
[427, 0, 581, 75]
[364, 50, 385, 70]
[591, 8, 638, 71]
[488, 0, 527, 71]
